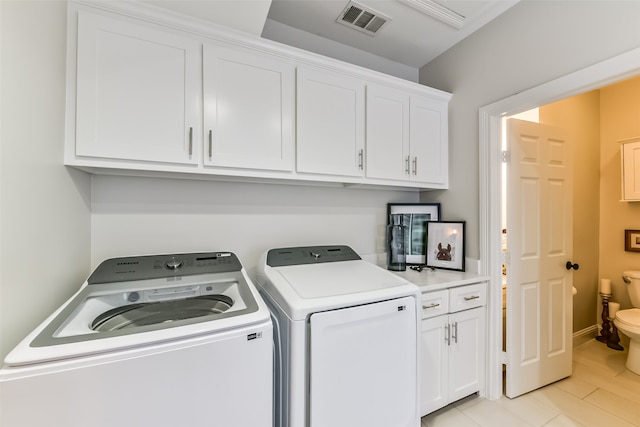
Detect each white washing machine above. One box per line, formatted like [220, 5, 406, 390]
[256, 245, 421, 427]
[0, 252, 272, 427]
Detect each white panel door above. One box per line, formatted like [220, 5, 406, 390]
[506, 118, 573, 398]
[75, 11, 200, 164]
[296, 67, 365, 177]
[203, 43, 294, 171]
[420, 315, 449, 415]
[309, 297, 418, 427]
[409, 95, 448, 186]
[366, 84, 410, 180]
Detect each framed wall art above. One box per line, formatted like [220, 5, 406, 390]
[426, 221, 465, 271]
[387, 203, 441, 265]
[625, 229, 640, 252]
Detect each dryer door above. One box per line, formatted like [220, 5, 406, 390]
[309, 296, 418, 427]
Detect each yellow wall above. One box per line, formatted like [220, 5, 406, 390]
[539, 91, 601, 332]
[539, 76, 640, 332]
[599, 76, 640, 308]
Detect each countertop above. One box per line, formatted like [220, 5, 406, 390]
[391, 268, 489, 293]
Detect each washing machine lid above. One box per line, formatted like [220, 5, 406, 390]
[261, 246, 419, 320]
[275, 261, 409, 299]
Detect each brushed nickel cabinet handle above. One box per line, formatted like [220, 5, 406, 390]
[422, 303, 440, 309]
[405, 156, 410, 175]
[452, 322, 458, 344]
[464, 295, 480, 301]
[208, 130, 212, 159]
[412, 157, 417, 175]
[445, 323, 450, 346]
[358, 149, 364, 170]
[188, 127, 193, 156]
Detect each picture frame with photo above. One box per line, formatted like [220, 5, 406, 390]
[387, 203, 441, 265]
[426, 221, 465, 271]
[625, 229, 640, 252]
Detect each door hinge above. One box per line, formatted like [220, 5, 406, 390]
[502, 251, 510, 265]
[501, 351, 508, 365]
[502, 150, 510, 163]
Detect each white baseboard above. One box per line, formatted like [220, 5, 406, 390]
[573, 325, 598, 347]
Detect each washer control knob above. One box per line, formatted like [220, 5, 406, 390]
[127, 291, 140, 302]
[165, 257, 183, 270]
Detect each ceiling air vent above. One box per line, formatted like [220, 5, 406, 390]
[336, 1, 391, 36]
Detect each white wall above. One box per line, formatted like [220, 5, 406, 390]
[262, 18, 419, 82]
[419, 0, 640, 260]
[91, 175, 418, 279]
[0, 1, 91, 361]
[599, 76, 640, 308]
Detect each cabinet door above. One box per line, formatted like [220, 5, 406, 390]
[203, 43, 294, 171]
[622, 141, 640, 201]
[75, 11, 200, 164]
[420, 315, 449, 416]
[296, 67, 365, 177]
[409, 95, 448, 186]
[448, 307, 485, 402]
[366, 85, 410, 181]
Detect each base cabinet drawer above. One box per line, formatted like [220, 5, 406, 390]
[449, 282, 486, 312]
[421, 289, 448, 319]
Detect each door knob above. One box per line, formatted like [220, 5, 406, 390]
[566, 261, 579, 270]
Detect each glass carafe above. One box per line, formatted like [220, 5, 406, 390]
[387, 214, 406, 271]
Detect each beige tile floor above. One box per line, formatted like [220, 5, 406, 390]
[421, 339, 640, 427]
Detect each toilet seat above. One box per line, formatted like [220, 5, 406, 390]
[615, 308, 640, 334]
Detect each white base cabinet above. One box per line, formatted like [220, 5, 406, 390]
[421, 283, 486, 416]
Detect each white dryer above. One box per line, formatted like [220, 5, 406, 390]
[256, 245, 421, 427]
[0, 252, 272, 427]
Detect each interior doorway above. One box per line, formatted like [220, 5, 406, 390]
[479, 46, 640, 401]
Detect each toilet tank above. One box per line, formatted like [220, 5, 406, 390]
[624, 270, 640, 307]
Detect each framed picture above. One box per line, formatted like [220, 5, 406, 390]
[387, 203, 441, 265]
[625, 229, 640, 252]
[426, 221, 465, 271]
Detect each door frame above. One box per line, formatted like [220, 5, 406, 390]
[479, 46, 640, 400]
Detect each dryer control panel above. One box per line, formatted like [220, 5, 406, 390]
[266, 245, 361, 267]
[88, 252, 243, 284]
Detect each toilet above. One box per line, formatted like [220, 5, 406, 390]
[614, 270, 640, 375]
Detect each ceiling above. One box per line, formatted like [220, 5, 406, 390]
[143, 0, 519, 69]
[264, 0, 519, 68]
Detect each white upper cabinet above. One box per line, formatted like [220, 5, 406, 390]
[203, 43, 294, 171]
[66, 3, 450, 190]
[366, 85, 410, 181]
[409, 95, 448, 187]
[366, 85, 449, 187]
[296, 67, 365, 177]
[75, 11, 201, 165]
[621, 139, 640, 201]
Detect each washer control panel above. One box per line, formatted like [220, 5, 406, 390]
[88, 252, 242, 284]
[266, 245, 361, 267]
